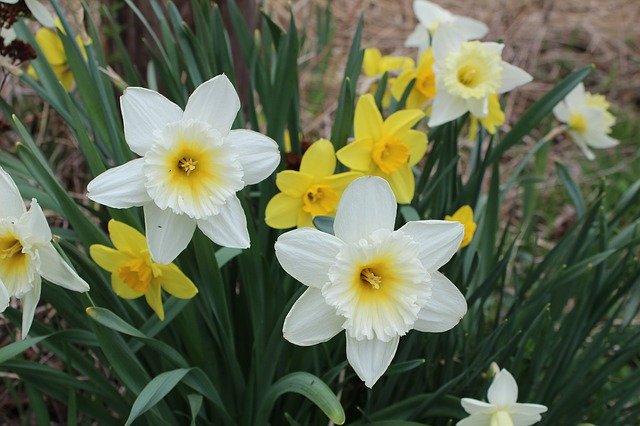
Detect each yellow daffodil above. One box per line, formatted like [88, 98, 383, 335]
[391, 48, 437, 110]
[265, 139, 361, 229]
[363, 48, 414, 108]
[336, 94, 427, 204]
[27, 19, 89, 91]
[445, 205, 476, 249]
[468, 94, 505, 140]
[90, 220, 198, 320]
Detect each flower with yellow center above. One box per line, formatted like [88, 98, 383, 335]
[405, 0, 488, 53]
[468, 94, 505, 140]
[87, 75, 280, 264]
[391, 48, 437, 110]
[445, 205, 476, 249]
[90, 220, 197, 320]
[336, 95, 427, 204]
[265, 139, 361, 229]
[362, 48, 414, 108]
[428, 26, 532, 127]
[275, 177, 467, 387]
[552, 83, 618, 160]
[0, 166, 90, 338]
[458, 368, 548, 426]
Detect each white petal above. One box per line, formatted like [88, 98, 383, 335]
[184, 74, 240, 136]
[25, 0, 54, 28]
[468, 97, 489, 117]
[498, 62, 533, 94]
[451, 17, 489, 40]
[487, 369, 519, 406]
[480, 42, 505, 56]
[87, 159, 150, 209]
[0, 166, 26, 218]
[405, 25, 429, 51]
[346, 335, 399, 388]
[461, 398, 495, 415]
[0, 281, 9, 312]
[565, 82, 585, 108]
[428, 89, 468, 127]
[144, 203, 196, 263]
[432, 23, 466, 63]
[275, 228, 344, 288]
[121, 87, 183, 156]
[584, 131, 619, 149]
[511, 411, 545, 426]
[456, 413, 492, 426]
[511, 402, 548, 416]
[196, 195, 249, 249]
[414, 271, 467, 332]
[226, 129, 280, 185]
[570, 132, 596, 160]
[552, 101, 570, 123]
[17, 199, 52, 245]
[333, 176, 397, 243]
[37, 243, 90, 292]
[414, 0, 451, 28]
[398, 220, 463, 270]
[283, 287, 343, 346]
[20, 275, 41, 339]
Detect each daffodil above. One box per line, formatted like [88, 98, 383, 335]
[458, 368, 548, 426]
[468, 93, 505, 140]
[265, 139, 361, 229]
[363, 48, 414, 78]
[0, 166, 90, 338]
[405, 0, 488, 53]
[552, 83, 618, 160]
[445, 205, 476, 249]
[391, 48, 437, 110]
[336, 95, 427, 204]
[275, 176, 467, 387]
[428, 26, 532, 127]
[0, 0, 54, 28]
[27, 19, 89, 91]
[90, 220, 197, 320]
[87, 75, 280, 264]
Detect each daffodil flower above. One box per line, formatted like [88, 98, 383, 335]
[0, 0, 54, 28]
[428, 26, 532, 127]
[336, 95, 427, 204]
[468, 93, 505, 140]
[275, 176, 467, 387]
[458, 368, 548, 425]
[90, 220, 197, 320]
[87, 75, 280, 264]
[552, 83, 618, 160]
[405, 0, 488, 53]
[445, 205, 476, 249]
[363, 48, 414, 78]
[265, 139, 361, 229]
[0, 167, 90, 338]
[391, 48, 437, 110]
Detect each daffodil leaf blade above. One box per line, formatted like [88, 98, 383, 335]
[125, 368, 190, 426]
[0, 336, 50, 365]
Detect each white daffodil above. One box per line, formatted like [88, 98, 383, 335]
[405, 0, 488, 53]
[428, 25, 532, 127]
[275, 176, 467, 387]
[0, 0, 54, 28]
[0, 167, 90, 338]
[458, 368, 548, 426]
[87, 75, 280, 264]
[552, 83, 618, 160]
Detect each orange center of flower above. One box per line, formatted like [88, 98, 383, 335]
[302, 184, 339, 217]
[568, 112, 588, 135]
[178, 157, 198, 176]
[457, 65, 480, 88]
[371, 136, 410, 174]
[416, 70, 436, 99]
[118, 257, 153, 293]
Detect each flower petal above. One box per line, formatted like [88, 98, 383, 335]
[144, 203, 196, 264]
[0, 166, 26, 218]
[498, 62, 532, 94]
[511, 402, 548, 416]
[120, 88, 183, 156]
[112, 274, 143, 299]
[565, 82, 585, 107]
[20, 275, 41, 339]
[414, 0, 451, 28]
[456, 413, 492, 426]
[354, 94, 383, 142]
[510, 412, 545, 426]
[383, 109, 425, 137]
[585, 131, 618, 149]
[403, 129, 428, 166]
[460, 398, 494, 415]
[414, 271, 466, 332]
[398, 220, 464, 270]
[283, 287, 343, 346]
[184, 74, 240, 136]
[196, 195, 249, 249]
[89, 245, 130, 273]
[384, 164, 415, 204]
[87, 159, 150, 208]
[432, 23, 466, 63]
[321, 172, 363, 193]
[145, 281, 164, 320]
[108, 220, 147, 254]
[333, 176, 397, 243]
[25, 0, 55, 27]
[226, 129, 280, 185]
[405, 25, 429, 51]
[17, 199, 51, 245]
[156, 264, 198, 299]
[468, 97, 488, 118]
[488, 369, 519, 406]
[37, 243, 90, 292]
[0, 281, 9, 312]
[299, 139, 336, 179]
[335, 138, 374, 172]
[451, 17, 489, 40]
[428, 89, 468, 127]
[552, 101, 570, 123]
[346, 335, 399, 388]
[265, 193, 303, 229]
[276, 170, 314, 197]
[275, 227, 344, 288]
[34, 27, 65, 65]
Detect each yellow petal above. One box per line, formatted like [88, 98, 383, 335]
[155, 264, 198, 299]
[35, 28, 66, 66]
[363, 48, 382, 76]
[296, 209, 315, 228]
[275, 170, 313, 197]
[265, 193, 303, 229]
[90, 244, 130, 273]
[145, 281, 164, 320]
[382, 165, 415, 204]
[321, 171, 363, 193]
[299, 139, 336, 179]
[336, 138, 374, 172]
[455, 205, 475, 223]
[354, 94, 383, 142]
[383, 109, 425, 137]
[108, 220, 148, 255]
[390, 69, 416, 102]
[111, 274, 144, 299]
[480, 94, 505, 134]
[468, 116, 480, 140]
[460, 221, 477, 248]
[57, 67, 75, 91]
[401, 129, 428, 166]
[380, 55, 415, 72]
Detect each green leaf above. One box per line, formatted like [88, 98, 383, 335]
[556, 161, 586, 217]
[125, 368, 189, 425]
[0, 336, 49, 364]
